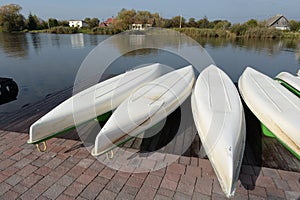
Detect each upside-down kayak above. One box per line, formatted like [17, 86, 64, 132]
[191, 65, 246, 197]
[238, 67, 300, 160]
[29, 63, 170, 146]
[276, 71, 300, 97]
[92, 65, 195, 156]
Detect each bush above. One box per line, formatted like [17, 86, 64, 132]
[48, 26, 78, 34]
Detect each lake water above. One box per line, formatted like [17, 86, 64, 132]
[0, 32, 299, 114]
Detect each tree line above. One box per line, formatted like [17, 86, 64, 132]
[1, 4, 300, 34]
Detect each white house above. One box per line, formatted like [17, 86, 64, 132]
[69, 20, 88, 28]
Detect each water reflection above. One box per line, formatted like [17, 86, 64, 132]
[0, 33, 28, 58]
[30, 33, 42, 53]
[71, 33, 85, 49]
[198, 37, 300, 56]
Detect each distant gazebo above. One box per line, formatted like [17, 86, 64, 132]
[267, 14, 290, 30]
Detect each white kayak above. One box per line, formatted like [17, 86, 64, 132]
[29, 63, 170, 144]
[191, 65, 246, 198]
[238, 67, 300, 159]
[276, 71, 300, 97]
[92, 65, 195, 156]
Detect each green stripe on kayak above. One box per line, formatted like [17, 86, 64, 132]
[261, 122, 300, 160]
[275, 78, 300, 98]
[28, 111, 112, 145]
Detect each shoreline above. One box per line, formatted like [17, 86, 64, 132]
[1, 27, 299, 40]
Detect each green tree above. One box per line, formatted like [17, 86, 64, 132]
[289, 20, 300, 32]
[197, 17, 210, 28]
[245, 19, 258, 28]
[48, 18, 58, 28]
[58, 20, 69, 27]
[187, 18, 197, 28]
[0, 4, 25, 32]
[27, 13, 37, 30]
[170, 16, 185, 28]
[116, 8, 136, 30]
[88, 18, 99, 28]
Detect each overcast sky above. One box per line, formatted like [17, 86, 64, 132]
[1, 0, 300, 23]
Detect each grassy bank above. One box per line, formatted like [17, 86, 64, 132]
[175, 27, 300, 40]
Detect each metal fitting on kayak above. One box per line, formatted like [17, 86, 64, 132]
[36, 141, 47, 152]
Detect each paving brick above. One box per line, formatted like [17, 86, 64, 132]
[0, 173, 8, 183]
[31, 158, 48, 167]
[285, 191, 300, 200]
[96, 189, 117, 200]
[39, 175, 60, 187]
[132, 171, 148, 180]
[160, 177, 178, 191]
[11, 183, 29, 194]
[76, 174, 94, 185]
[56, 194, 74, 200]
[20, 183, 48, 200]
[195, 176, 213, 196]
[185, 165, 201, 178]
[45, 157, 64, 169]
[135, 184, 157, 200]
[235, 180, 248, 196]
[287, 179, 300, 192]
[3, 146, 22, 157]
[17, 164, 37, 177]
[166, 163, 185, 175]
[49, 165, 69, 178]
[0, 182, 12, 196]
[5, 174, 23, 186]
[0, 159, 15, 170]
[126, 175, 144, 188]
[13, 158, 31, 169]
[94, 176, 110, 186]
[105, 175, 128, 193]
[190, 157, 198, 167]
[179, 156, 191, 165]
[63, 182, 86, 197]
[43, 183, 66, 199]
[157, 188, 175, 198]
[278, 170, 300, 182]
[192, 192, 211, 200]
[1, 190, 19, 199]
[56, 175, 75, 187]
[99, 167, 117, 179]
[273, 178, 290, 190]
[262, 168, 281, 179]
[120, 184, 139, 196]
[164, 171, 181, 182]
[154, 194, 172, 200]
[150, 167, 166, 177]
[1, 167, 18, 177]
[176, 175, 196, 196]
[34, 166, 52, 176]
[212, 179, 223, 195]
[248, 186, 267, 198]
[255, 175, 276, 188]
[173, 191, 192, 200]
[20, 173, 43, 188]
[212, 192, 228, 199]
[266, 187, 285, 199]
[77, 158, 94, 168]
[115, 185, 138, 200]
[67, 165, 86, 178]
[143, 174, 162, 189]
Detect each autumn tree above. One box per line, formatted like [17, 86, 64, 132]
[0, 4, 25, 32]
